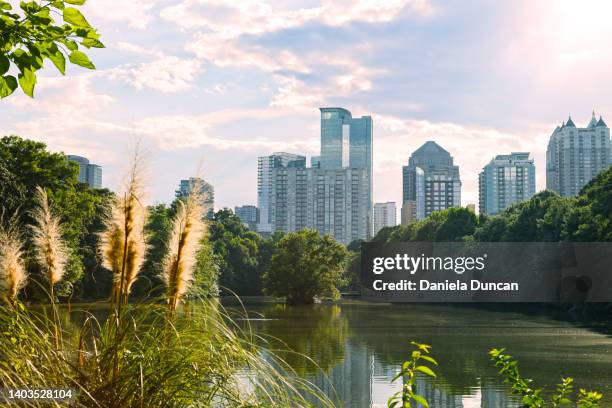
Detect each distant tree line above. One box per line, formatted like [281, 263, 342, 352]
[2, 135, 610, 304]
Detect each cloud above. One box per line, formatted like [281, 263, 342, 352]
[106, 56, 203, 92]
[83, 0, 160, 29]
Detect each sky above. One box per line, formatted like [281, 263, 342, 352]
[3, 0, 612, 213]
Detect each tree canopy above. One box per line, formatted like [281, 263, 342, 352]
[264, 229, 348, 304]
[1, 0, 102, 98]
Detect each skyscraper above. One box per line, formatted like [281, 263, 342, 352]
[258, 108, 373, 243]
[402, 141, 461, 218]
[235, 205, 259, 230]
[67, 155, 103, 188]
[176, 177, 215, 219]
[546, 112, 612, 197]
[373, 202, 396, 236]
[257, 153, 306, 233]
[479, 152, 536, 215]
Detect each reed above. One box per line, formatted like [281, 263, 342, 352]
[30, 186, 67, 298]
[0, 216, 27, 307]
[100, 153, 147, 304]
[161, 179, 207, 312]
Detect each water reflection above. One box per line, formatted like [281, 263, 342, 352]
[232, 301, 612, 408]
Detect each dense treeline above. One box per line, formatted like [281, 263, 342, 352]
[2, 135, 611, 303]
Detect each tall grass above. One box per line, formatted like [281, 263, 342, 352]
[0, 215, 27, 307]
[162, 178, 207, 312]
[0, 154, 333, 407]
[30, 186, 67, 299]
[100, 151, 147, 304]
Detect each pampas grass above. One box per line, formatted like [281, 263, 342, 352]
[162, 178, 207, 312]
[0, 216, 27, 306]
[100, 152, 147, 303]
[30, 186, 67, 293]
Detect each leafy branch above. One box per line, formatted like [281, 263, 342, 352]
[388, 342, 438, 408]
[0, 0, 103, 98]
[489, 348, 603, 408]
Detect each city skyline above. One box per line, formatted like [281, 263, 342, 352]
[4, 1, 612, 211]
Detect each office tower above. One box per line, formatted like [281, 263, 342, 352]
[403, 141, 461, 218]
[258, 108, 373, 243]
[373, 202, 397, 236]
[257, 153, 306, 233]
[320, 107, 373, 233]
[269, 166, 369, 244]
[235, 205, 259, 230]
[67, 155, 103, 188]
[479, 152, 536, 215]
[401, 166, 425, 221]
[176, 177, 215, 219]
[546, 112, 611, 197]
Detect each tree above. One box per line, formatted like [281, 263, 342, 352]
[209, 209, 269, 296]
[0, 135, 113, 299]
[1, 0, 102, 98]
[264, 229, 348, 305]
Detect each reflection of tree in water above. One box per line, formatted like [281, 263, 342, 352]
[258, 304, 348, 376]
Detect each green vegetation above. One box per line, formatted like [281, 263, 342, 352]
[388, 342, 438, 408]
[0, 152, 333, 407]
[0, 0, 102, 98]
[263, 229, 349, 305]
[490, 348, 602, 407]
[389, 344, 603, 408]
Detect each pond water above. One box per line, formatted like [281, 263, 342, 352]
[227, 300, 612, 408]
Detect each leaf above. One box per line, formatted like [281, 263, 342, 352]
[47, 50, 66, 75]
[69, 50, 95, 69]
[63, 7, 90, 27]
[0, 75, 18, 98]
[419, 355, 438, 366]
[415, 365, 436, 378]
[82, 38, 105, 48]
[65, 0, 87, 4]
[18, 67, 36, 97]
[0, 2, 12, 10]
[65, 40, 78, 51]
[0, 54, 8, 75]
[412, 395, 429, 408]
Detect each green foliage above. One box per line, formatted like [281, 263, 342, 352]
[0, 0, 103, 98]
[263, 229, 348, 305]
[0, 135, 114, 298]
[489, 348, 603, 407]
[388, 342, 438, 408]
[0, 301, 334, 407]
[209, 209, 270, 296]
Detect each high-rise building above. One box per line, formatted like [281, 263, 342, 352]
[320, 107, 373, 231]
[235, 205, 259, 230]
[479, 152, 536, 215]
[258, 108, 373, 243]
[176, 177, 215, 219]
[257, 153, 306, 233]
[373, 202, 396, 236]
[546, 112, 612, 197]
[401, 201, 417, 225]
[67, 155, 102, 188]
[402, 141, 461, 218]
[401, 166, 425, 222]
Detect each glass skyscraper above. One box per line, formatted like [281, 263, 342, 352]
[67, 155, 103, 189]
[479, 152, 536, 215]
[402, 141, 461, 218]
[546, 113, 612, 197]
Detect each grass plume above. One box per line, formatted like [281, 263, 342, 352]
[0, 216, 27, 306]
[162, 178, 208, 312]
[100, 150, 147, 303]
[30, 186, 67, 291]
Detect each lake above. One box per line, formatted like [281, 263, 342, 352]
[227, 300, 612, 407]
